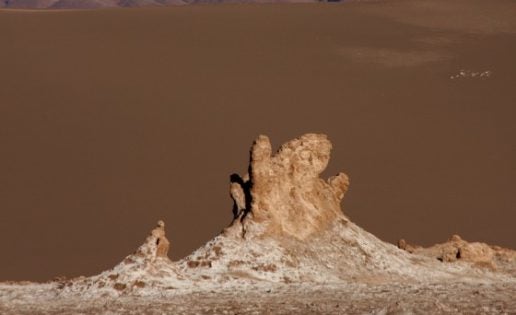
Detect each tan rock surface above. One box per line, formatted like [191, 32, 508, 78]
[399, 234, 516, 274]
[135, 220, 170, 260]
[228, 133, 350, 240]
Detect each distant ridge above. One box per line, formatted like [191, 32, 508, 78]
[1, 0, 323, 8]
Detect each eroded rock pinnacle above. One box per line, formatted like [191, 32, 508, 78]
[227, 133, 350, 240]
[134, 220, 170, 260]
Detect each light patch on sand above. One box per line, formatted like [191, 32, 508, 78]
[450, 69, 492, 80]
[338, 46, 449, 68]
[360, 0, 516, 35]
[413, 35, 459, 46]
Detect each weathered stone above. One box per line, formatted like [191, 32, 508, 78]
[399, 234, 516, 270]
[134, 220, 170, 260]
[227, 133, 350, 240]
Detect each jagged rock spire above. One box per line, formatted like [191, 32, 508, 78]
[228, 133, 350, 240]
[134, 220, 170, 261]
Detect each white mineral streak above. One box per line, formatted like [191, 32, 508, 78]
[450, 69, 492, 79]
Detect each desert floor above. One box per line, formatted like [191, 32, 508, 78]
[1, 281, 515, 314]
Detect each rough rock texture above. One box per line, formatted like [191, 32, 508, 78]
[1, 133, 515, 314]
[399, 234, 516, 275]
[139, 220, 170, 259]
[228, 134, 350, 240]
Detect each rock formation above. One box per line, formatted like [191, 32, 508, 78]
[2, 133, 515, 306]
[136, 220, 170, 259]
[60, 133, 514, 293]
[399, 235, 516, 275]
[226, 134, 350, 240]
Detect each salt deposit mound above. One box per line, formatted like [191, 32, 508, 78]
[41, 133, 513, 297]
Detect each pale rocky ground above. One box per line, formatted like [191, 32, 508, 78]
[1, 134, 515, 314]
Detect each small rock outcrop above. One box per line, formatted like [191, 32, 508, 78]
[226, 133, 350, 240]
[134, 220, 171, 260]
[399, 235, 516, 274]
